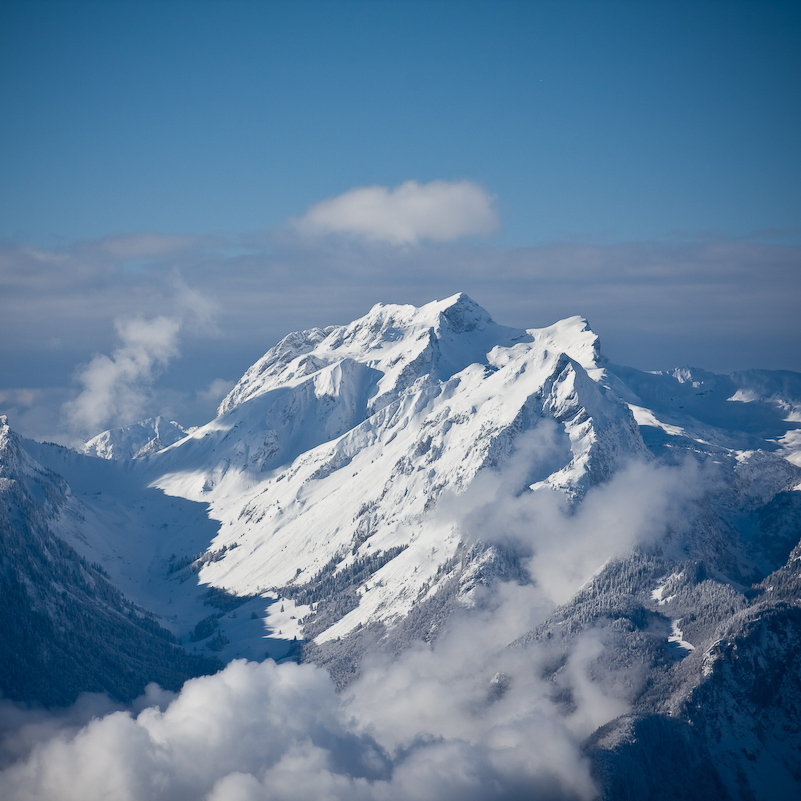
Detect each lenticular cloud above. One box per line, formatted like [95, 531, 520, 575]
[295, 180, 499, 245]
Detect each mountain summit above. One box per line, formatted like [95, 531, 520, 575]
[145, 294, 645, 647]
[83, 416, 188, 460]
[3, 296, 801, 800]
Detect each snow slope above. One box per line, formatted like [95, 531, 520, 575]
[141, 294, 646, 643]
[12, 293, 801, 686]
[0, 416, 221, 704]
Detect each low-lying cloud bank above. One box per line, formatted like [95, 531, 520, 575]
[2, 224, 800, 444]
[0, 453, 708, 801]
[0, 653, 600, 801]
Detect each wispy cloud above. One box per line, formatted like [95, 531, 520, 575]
[197, 378, 236, 408]
[0, 389, 42, 410]
[93, 233, 215, 261]
[293, 180, 499, 245]
[64, 316, 182, 436]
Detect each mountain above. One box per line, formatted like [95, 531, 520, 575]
[0, 416, 220, 706]
[82, 416, 188, 460]
[3, 293, 801, 799]
[142, 293, 648, 649]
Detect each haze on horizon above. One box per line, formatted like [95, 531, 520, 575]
[1, 0, 799, 445]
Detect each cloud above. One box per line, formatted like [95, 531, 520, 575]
[39, 266, 221, 439]
[64, 316, 182, 436]
[0, 448, 713, 800]
[198, 378, 236, 407]
[0, 389, 41, 410]
[293, 180, 499, 245]
[440, 427, 703, 607]
[0, 684, 174, 771]
[522, 460, 702, 606]
[0, 655, 598, 801]
[199, 378, 236, 403]
[172, 272, 220, 335]
[93, 233, 216, 261]
[3, 232, 801, 445]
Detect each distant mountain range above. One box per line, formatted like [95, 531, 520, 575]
[2, 293, 800, 799]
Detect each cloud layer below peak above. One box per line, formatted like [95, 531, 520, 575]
[293, 180, 499, 245]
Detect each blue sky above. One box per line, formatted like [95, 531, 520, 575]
[1, 0, 800, 442]
[2, 0, 800, 245]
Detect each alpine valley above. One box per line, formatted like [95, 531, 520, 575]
[2, 293, 800, 800]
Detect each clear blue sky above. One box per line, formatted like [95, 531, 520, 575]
[2, 0, 799, 245]
[1, 0, 800, 443]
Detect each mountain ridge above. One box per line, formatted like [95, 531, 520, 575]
[3, 294, 801, 799]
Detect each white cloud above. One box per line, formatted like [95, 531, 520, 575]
[64, 316, 182, 436]
[444, 428, 704, 608]
[0, 452, 713, 800]
[172, 272, 220, 335]
[197, 378, 236, 407]
[53, 274, 221, 439]
[0, 654, 599, 801]
[0, 389, 41, 410]
[294, 180, 499, 245]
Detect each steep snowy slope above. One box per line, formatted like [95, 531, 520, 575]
[506, 362, 801, 801]
[4, 293, 801, 800]
[143, 294, 647, 645]
[22, 433, 302, 667]
[0, 416, 220, 705]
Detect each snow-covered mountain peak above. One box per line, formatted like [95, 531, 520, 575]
[1, 416, 74, 524]
[217, 293, 515, 417]
[528, 315, 604, 372]
[426, 290, 494, 333]
[160, 298, 631, 506]
[0, 415, 20, 474]
[1, 416, 38, 478]
[142, 297, 648, 644]
[363, 291, 491, 333]
[83, 416, 188, 460]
